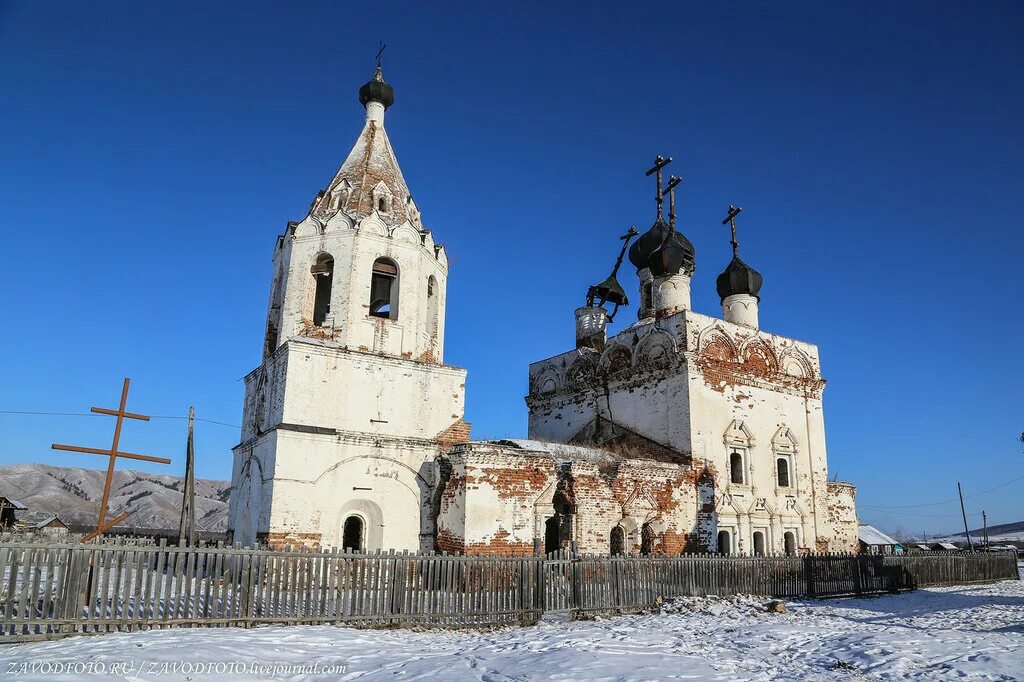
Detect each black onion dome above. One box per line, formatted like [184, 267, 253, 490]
[628, 216, 696, 277]
[359, 67, 395, 109]
[628, 216, 671, 269]
[649, 230, 696, 277]
[716, 256, 763, 302]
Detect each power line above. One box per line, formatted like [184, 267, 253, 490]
[856, 473, 1024, 510]
[0, 409, 239, 429]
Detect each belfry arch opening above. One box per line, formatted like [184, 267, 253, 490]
[370, 258, 399, 319]
[311, 253, 334, 327]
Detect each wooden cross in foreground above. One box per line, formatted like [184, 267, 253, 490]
[51, 378, 171, 542]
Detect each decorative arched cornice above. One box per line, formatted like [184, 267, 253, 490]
[323, 209, 354, 234]
[292, 214, 324, 238]
[391, 221, 421, 244]
[696, 324, 738, 358]
[778, 347, 814, 379]
[357, 213, 388, 237]
[532, 364, 562, 395]
[634, 328, 677, 369]
[306, 453, 426, 500]
[598, 342, 633, 374]
[738, 336, 779, 372]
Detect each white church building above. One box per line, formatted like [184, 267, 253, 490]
[228, 67, 859, 556]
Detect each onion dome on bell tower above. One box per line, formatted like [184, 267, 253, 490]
[716, 205, 763, 328]
[359, 66, 395, 110]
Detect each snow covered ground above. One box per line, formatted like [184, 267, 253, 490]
[2, 572, 1021, 681]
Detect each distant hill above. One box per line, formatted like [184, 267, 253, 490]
[0, 463, 230, 533]
[934, 520, 1024, 542]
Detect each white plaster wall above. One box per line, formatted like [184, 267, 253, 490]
[525, 308, 849, 556]
[683, 311, 830, 554]
[268, 213, 448, 363]
[266, 430, 439, 551]
[278, 340, 465, 440]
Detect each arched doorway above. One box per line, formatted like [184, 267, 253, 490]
[718, 530, 731, 555]
[545, 515, 563, 555]
[610, 526, 625, 556]
[753, 531, 766, 557]
[342, 515, 364, 552]
[784, 531, 796, 556]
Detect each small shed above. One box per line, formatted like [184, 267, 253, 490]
[29, 515, 70, 537]
[931, 542, 960, 551]
[858, 524, 903, 555]
[909, 543, 932, 552]
[0, 497, 28, 530]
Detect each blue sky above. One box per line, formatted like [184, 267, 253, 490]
[1, 1, 1021, 536]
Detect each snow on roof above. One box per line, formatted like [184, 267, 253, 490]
[476, 439, 619, 463]
[30, 515, 61, 529]
[933, 542, 959, 551]
[0, 498, 27, 510]
[858, 524, 900, 546]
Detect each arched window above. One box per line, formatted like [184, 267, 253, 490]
[730, 451, 745, 485]
[753, 531, 766, 557]
[640, 523, 655, 556]
[370, 258, 398, 319]
[718, 530, 731, 555]
[610, 526, 625, 556]
[777, 458, 790, 487]
[311, 254, 334, 327]
[378, 196, 388, 212]
[784, 531, 796, 556]
[342, 515, 364, 552]
[425, 275, 439, 343]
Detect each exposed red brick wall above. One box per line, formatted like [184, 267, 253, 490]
[258, 531, 323, 550]
[434, 419, 472, 451]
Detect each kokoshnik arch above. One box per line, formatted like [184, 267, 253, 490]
[228, 67, 859, 556]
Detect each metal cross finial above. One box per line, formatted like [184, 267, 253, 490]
[645, 155, 672, 218]
[51, 378, 171, 542]
[721, 205, 743, 258]
[662, 175, 682, 229]
[375, 41, 387, 69]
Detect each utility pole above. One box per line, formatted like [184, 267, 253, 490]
[982, 511, 990, 548]
[957, 482, 974, 551]
[178, 406, 197, 547]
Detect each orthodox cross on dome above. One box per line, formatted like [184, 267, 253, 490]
[51, 378, 171, 542]
[645, 155, 672, 218]
[375, 41, 387, 68]
[721, 205, 744, 258]
[662, 175, 682, 229]
[586, 226, 639, 320]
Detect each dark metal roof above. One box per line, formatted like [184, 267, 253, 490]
[628, 216, 696, 276]
[359, 67, 395, 109]
[715, 255, 763, 302]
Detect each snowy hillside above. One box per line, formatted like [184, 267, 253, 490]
[935, 520, 1024, 542]
[0, 463, 230, 532]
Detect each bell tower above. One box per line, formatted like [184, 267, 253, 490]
[229, 65, 469, 551]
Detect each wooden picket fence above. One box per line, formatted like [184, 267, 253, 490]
[0, 539, 1017, 642]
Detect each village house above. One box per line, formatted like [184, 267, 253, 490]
[228, 67, 859, 555]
